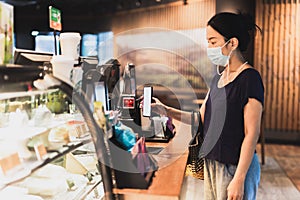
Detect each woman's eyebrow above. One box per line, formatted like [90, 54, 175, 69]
[207, 36, 217, 41]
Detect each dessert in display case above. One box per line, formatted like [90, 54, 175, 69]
[0, 64, 114, 200]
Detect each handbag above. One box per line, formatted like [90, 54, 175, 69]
[131, 137, 158, 177]
[185, 111, 204, 180]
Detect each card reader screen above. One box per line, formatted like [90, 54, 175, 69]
[143, 86, 152, 117]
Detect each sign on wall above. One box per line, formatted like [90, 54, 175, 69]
[49, 6, 62, 31]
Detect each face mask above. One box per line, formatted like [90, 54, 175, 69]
[207, 40, 231, 66]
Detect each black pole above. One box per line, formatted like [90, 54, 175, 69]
[53, 30, 57, 55]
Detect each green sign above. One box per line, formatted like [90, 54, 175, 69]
[49, 6, 62, 31]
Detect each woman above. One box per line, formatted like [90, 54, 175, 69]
[150, 12, 264, 200]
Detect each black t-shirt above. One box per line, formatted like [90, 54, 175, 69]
[202, 68, 264, 165]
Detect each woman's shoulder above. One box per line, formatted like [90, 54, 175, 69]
[238, 67, 264, 96]
[238, 67, 263, 82]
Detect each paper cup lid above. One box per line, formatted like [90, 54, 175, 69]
[60, 32, 81, 39]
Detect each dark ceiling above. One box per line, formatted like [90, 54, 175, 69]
[3, 0, 187, 48]
[2, 0, 185, 15]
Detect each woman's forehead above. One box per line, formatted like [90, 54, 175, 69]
[206, 25, 223, 40]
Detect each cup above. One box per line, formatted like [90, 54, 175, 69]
[152, 116, 164, 137]
[59, 32, 81, 61]
[50, 55, 74, 85]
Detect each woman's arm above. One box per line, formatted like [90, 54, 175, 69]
[227, 98, 263, 200]
[151, 90, 209, 124]
[151, 97, 191, 124]
[199, 90, 210, 123]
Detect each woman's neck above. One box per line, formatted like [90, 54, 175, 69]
[226, 53, 246, 72]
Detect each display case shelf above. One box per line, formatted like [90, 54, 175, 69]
[0, 65, 112, 200]
[0, 133, 92, 185]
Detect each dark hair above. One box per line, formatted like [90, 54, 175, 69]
[207, 12, 261, 52]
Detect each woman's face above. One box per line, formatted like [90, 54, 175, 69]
[206, 25, 231, 55]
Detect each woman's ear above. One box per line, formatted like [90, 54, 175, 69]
[230, 37, 239, 51]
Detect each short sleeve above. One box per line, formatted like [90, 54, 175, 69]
[241, 69, 264, 107]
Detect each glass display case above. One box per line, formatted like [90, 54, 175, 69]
[0, 64, 114, 200]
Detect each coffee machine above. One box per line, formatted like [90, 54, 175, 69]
[81, 59, 141, 132]
[81, 57, 120, 112]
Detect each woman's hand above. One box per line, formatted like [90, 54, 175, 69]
[227, 177, 244, 200]
[151, 97, 168, 116]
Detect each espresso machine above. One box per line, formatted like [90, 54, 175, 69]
[81, 57, 120, 112]
[81, 59, 141, 131]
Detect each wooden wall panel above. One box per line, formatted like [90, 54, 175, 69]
[255, 0, 300, 132]
[296, 2, 300, 131]
[112, 0, 215, 33]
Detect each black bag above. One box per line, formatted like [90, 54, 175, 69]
[186, 111, 204, 180]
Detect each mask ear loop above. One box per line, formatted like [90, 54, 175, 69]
[217, 39, 231, 76]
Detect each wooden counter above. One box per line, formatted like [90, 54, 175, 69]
[113, 120, 192, 200]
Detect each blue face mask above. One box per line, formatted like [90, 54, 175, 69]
[207, 40, 231, 66]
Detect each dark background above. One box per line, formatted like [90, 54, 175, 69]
[1, 0, 254, 54]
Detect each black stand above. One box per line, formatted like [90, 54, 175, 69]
[53, 30, 58, 55]
[108, 141, 155, 189]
